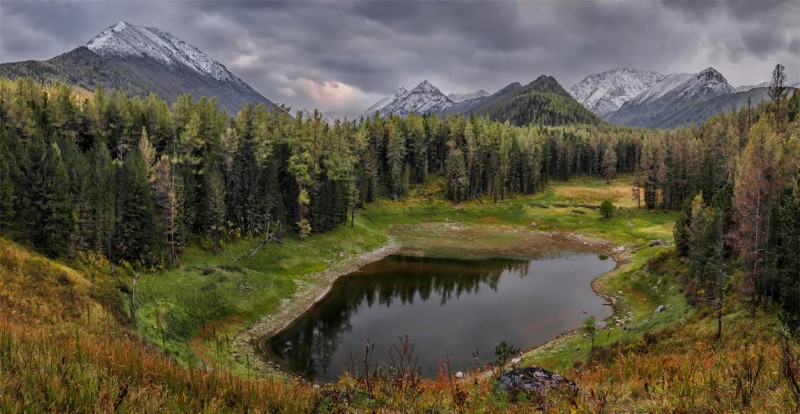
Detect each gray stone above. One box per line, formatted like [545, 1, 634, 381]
[497, 367, 579, 397]
[455, 371, 464, 379]
[650, 239, 667, 247]
[655, 304, 665, 313]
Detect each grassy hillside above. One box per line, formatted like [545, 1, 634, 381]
[0, 238, 315, 412]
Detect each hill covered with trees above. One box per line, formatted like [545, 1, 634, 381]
[472, 75, 603, 126]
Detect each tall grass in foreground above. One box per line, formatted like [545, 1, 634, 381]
[0, 318, 314, 413]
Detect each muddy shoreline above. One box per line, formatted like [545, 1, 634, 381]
[232, 240, 401, 376]
[232, 228, 628, 377]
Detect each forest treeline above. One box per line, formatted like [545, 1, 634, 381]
[0, 77, 644, 265]
[0, 74, 799, 328]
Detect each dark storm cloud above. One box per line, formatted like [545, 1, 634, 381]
[1, 0, 797, 116]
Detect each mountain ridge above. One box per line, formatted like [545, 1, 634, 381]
[360, 80, 454, 118]
[606, 67, 737, 128]
[361, 76, 600, 126]
[569, 68, 666, 116]
[0, 21, 273, 113]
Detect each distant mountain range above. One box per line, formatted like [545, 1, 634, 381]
[0, 21, 273, 113]
[359, 65, 795, 129]
[361, 76, 600, 126]
[0, 20, 792, 129]
[570, 67, 797, 129]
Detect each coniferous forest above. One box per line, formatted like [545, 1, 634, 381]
[1, 76, 800, 332]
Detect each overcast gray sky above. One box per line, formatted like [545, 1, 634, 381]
[1, 0, 798, 116]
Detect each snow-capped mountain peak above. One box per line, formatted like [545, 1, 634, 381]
[568, 68, 666, 116]
[625, 67, 734, 107]
[410, 80, 440, 94]
[362, 86, 408, 117]
[361, 80, 454, 118]
[606, 67, 738, 128]
[86, 21, 238, 83]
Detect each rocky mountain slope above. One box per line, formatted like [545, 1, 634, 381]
[606, 68, 736, 128]
[444, 82, 522, 115]
[0, 21, 273, 113]
[569, 68, 666, 116]
[361, 80, 454, 118]
[447, 90, 489, 103]
[362, 76, 599, 127]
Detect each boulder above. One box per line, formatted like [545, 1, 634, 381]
[650, 239, 667, 247]
[655, 304, 665, 313]
[455, 371, 464, 379]
[497, 367, 578, 397]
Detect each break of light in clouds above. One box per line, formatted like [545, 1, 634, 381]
[1, 0, 798, 117]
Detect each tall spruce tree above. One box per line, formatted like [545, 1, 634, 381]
[117, 148, 160, 264]
[21, 136, 75, 257]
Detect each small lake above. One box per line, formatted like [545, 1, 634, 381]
[265, 252, 615, 381]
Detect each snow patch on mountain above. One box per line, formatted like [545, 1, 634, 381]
[606, 67, 738, 128]
[628, 68, 734, 106]
[362, 86, 407, 117]
[448, 90, 489, 103]
[87, 21, 239, 83]
[569, 69, 665, 116]
[735, 81, 800, 92]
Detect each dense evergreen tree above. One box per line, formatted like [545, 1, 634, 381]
[116, 148, 160, 264]
[0, 145, 15, 229]
[20, 135, 75, 257]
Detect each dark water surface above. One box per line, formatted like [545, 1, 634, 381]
[266, 252, 615, 381]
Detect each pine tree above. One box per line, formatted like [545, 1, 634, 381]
[0, 147, 15, 229]
[117, 148, 160, 264]
[673, 196, 693, 257]
[601, 144, 617, 184]
[733, 117, 782, 316]
[154, 155, 179, 265]
[22, 136, 75, 257]
[445, 139, 468, 203]
[205, 168, 226, 253]
[773, 183, 800, 330]
[88, 143, 117, 259]
[138, 126, 157, 184]
[288, 112, 313, 239]
[386, 119, 407, 199]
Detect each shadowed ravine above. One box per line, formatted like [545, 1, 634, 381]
[265, 252, 615, 381]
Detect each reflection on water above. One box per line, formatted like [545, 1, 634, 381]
[264, 252, 614, 381]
